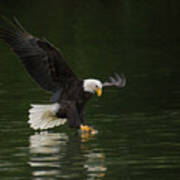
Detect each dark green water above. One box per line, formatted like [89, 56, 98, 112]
[0, 1, 180, 179]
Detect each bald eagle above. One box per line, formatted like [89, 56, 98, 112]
[0, 17, 126, 132]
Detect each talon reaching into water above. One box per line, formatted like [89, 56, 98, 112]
[80, 125, 93, 132]
[80, 125, 97, 134]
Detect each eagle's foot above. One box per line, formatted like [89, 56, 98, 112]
[80, 125, 97, 134]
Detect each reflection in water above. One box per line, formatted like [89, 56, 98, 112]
[83, 149, 106, 180]
[29, 132, 106, 180]
[29, 132, 68, 178]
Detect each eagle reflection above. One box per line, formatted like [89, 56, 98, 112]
[29, 132, 106, 179]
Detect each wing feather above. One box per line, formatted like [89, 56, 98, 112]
[0, 17, 78, 93]
[103, 73, 126, 88]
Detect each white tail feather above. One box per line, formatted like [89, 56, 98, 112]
[28, 103, 67, 130]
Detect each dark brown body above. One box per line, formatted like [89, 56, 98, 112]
[57, 80, 92, 128]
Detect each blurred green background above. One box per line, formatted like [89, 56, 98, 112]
[0, 1, 180, 180]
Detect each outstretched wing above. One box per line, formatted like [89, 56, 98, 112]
[103, 73, 126, 88]
[0, 17, 78, 93]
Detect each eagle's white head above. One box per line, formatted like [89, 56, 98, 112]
[83, 79, 103, 96]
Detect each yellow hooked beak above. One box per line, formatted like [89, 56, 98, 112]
[95, 88, 102, 97]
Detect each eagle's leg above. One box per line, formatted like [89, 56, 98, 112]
[79, 111, 97, 133]
[61, 101, 81, 128]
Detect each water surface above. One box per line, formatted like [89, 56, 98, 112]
[0, 1, 180, 179]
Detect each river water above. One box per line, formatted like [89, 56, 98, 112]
[0, 1, 180, 180]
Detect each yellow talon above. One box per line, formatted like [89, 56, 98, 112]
[80, 125, 91, 132]
[80, 125, 98, 142]
[80, 125, 97, 134]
